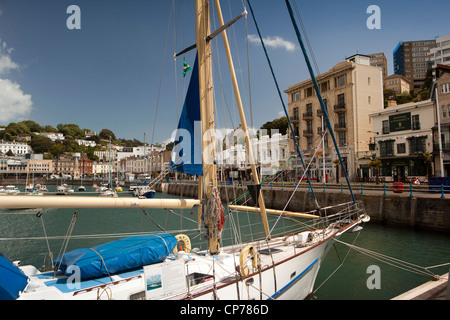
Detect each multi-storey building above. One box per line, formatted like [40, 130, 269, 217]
[430, 35, 450, 69]
[432, 64, 450, 177]
[0, 140, 30, 155]
[53, 156, 76, 178]
[369, 99, 434, 182]
[369, 53, 388, 78]
[37, 132, 65, 142]
[285, 54, 383, 182]
[384, 74, 411, 95]
[393, 40, 436, 89]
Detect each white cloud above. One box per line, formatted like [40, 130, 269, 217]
[0, 79, 32, 122]
[0, 54, 19, 74]
[247, 34, 296, 52]
[0, 41, 32, 122]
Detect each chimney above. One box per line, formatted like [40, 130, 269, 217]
[387, 97, 397, 108]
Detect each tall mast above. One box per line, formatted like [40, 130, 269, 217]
[196, 0, 220, 254]
[213, 0, 270, 238]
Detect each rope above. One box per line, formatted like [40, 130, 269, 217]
[53, 210, 78, 276]
[333, 238, 441, 279]
[90, 247, 114, 282]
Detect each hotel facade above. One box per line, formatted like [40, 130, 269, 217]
[285, 54, 383, 182]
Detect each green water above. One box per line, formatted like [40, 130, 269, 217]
[1, 186, 449, 300]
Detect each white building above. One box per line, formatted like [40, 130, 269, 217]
[369, 99, 435, 182]
[37, 132, 65, 142]
[92, 161, 110, 177]
[430, 34, 450, 68]
[75, 139, 97, 147]
[0, 140, 29, 155]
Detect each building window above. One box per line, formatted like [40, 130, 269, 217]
[305, 87, 313, 97]
[382, 120, 389, 134]
[338, 113, 345, 127]
[397, 143, 406, 154]
[412, 115, 420, 130]
[293, 107, 299, 120]
[443, 105, 448, 118]
[408, 137, 426, 155]
[442, 83, 450, 94]
[379, 140, 394, 157]
[339, 132, 346, 147]
[336, 75, 346, 87]
[368, 96, 371, 104]
[337, 93, 345, 107]
[293, 92, 300, 101]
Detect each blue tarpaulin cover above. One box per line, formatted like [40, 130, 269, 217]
[0, 253, 29, 300]
[54, 234, 177, 280]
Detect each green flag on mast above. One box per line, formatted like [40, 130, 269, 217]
[183, 58, 192, 77]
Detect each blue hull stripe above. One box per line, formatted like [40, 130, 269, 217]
[269, 258, 319, 300]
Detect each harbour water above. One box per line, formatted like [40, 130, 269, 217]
[0, 186, 449, 300]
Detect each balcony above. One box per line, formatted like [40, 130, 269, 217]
[334, 104, 346, 112]
[302, 112, 313, 120]
[334, 123, 346, 131]
[303, 129, 313, 136]
[290, 115, 299, 122]
[317, 109, 324, 117]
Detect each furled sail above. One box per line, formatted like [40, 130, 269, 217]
[170, 54, 203, 176]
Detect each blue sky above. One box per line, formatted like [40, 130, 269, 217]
[0, 0, 449, 144]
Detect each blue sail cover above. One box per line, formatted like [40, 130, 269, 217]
[0, 253, 29, 300]
[170, 54, 203, 176]
[54, 234, 177, 280]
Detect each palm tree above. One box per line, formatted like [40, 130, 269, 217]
[423, 151, 432, 178]
[368, 156, 382, 184]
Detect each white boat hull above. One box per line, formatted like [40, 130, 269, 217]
[16, 220, 358, 300]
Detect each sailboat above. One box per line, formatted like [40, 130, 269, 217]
[0, 0, 369, 300]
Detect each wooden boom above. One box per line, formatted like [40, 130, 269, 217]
[228, 205, 320, 219]
[0, 196, 200, 210]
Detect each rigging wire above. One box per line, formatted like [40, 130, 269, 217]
[150, 1, 175, 147]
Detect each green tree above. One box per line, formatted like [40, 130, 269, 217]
[368, 156, 382, 184]
[57, 124, 83, 139]
[260, 116, 288, 137]
[19, 120, 42, 133]
[30, 136, 53, 153]
[43, 125, 57, 132]
[50, 144, 65, 158]
[99, 129, 116, 141]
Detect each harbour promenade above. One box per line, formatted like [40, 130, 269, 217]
[153, 180, 450, 232]
[1, 178, 449, 231]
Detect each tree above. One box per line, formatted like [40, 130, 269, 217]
[260, 116, 288, 137]
[166, 142, 174, 151]
[19, 120, 42, 133]
[57, 123, 83, 139]
[30, 136, 53, 153]
[99, 129, 116, 141]
[43, 125, 57, 132]
[368, 155, 382, 184]
[423, 151, 432, 177]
